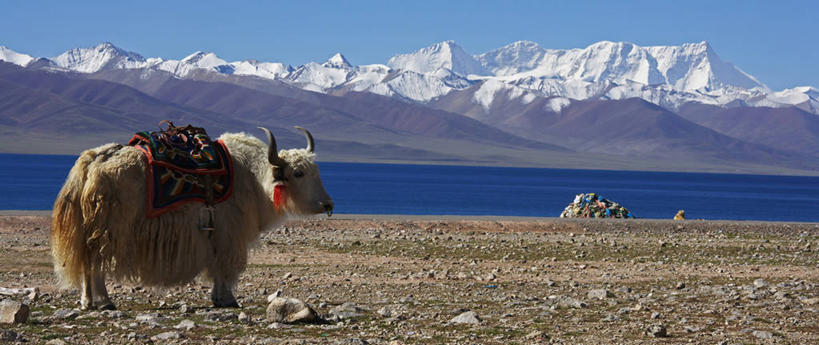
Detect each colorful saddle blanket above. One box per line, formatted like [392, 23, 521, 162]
[128, 122, 233, 218]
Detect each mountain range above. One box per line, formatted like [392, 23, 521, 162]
[1, 41, 817, 175]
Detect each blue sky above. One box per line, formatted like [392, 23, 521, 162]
[2, 0, 816, 90]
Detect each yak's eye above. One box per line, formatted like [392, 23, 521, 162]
[293, 170, 305, 178]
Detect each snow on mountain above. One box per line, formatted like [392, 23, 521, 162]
[477, 40, 547, 76]
[324, 53, 352, 68]
[181, 51, 228, 69]
[387, 40, 486, 77]
[354, 69, 475, 102]
[52, 42, 146, 73]
[762, 86, 819, 113]
[287, 61, 353, 92]
[465, 40, 784, 114]
[0, 46, 35, 67]
[4, 40, 815, 114]
[472, 79, 539, 110]
[230, 60, 293, 79]
[546, 97, 571, 113]
[644, 41, 764, 91]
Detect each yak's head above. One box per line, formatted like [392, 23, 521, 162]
[258, 127, 334, 216]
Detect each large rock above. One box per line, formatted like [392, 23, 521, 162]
[266, 297, 318, 323]
[449, 311, 481, 324]
[0, 299, 29, 324]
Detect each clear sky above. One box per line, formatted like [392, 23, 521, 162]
[1, 0, 816, 90]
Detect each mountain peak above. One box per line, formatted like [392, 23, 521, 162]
[51, 42, 145, 73]
[181, 51, 227, 68]
[0, 46, 35, 67]
[388, 40, 485, 76]
[477, 40, 547, 76]
[323, 53, 351, 68]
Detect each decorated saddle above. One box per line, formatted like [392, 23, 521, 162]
[128, 121, 233, 218]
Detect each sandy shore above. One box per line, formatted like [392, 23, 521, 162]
[0, 213, 816, 344]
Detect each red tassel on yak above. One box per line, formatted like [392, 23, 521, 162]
[274, 184, 287, 210]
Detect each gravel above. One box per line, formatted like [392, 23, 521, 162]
[1, 215, 817, 344]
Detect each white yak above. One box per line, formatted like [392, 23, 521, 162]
[51, 127, 333, 310]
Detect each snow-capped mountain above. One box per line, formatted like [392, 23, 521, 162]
[52, 42, 146, 73]
[387, 40, 486, 77]
[479, 40, 763, 91]
[0, 41, 815, 114]
[0, 46, 34, 67]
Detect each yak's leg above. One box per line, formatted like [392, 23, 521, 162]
[91, 270, 115, 310]
[80, 268, 94, 310]
[80, 266, 114, 310]
[210, 279, 239, 308]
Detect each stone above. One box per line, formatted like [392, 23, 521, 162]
[0, 299, 29, 324]
[646, 324, 667, 337]
[377, 306, 395, 318]
[267, 322, 292, 329]
[753, 279, 769, 289]
[550, 295, 587, 309]
[329, 302, 366, 320]
[752, 330, 773, 340]
[684, 326, 701, 333]
[266, 297, 318, 323]
[450, 311, 481, 324]
[151, 331, 183, 341]
[0, 287, 39, 303]
[45, 339, 68, 345]
[204, 311, 236, 322]
[179, 304, 191, 314]
[602, 314, 620, 322]
[101, 310, 126, 319]
[239, 311, 250, 323]
[174, 319, 196, 330]
[525, 330, 550, 340]
[52, 308, 80, 320]
[587, 289, 613, 300]
[0, 329, 20, 342]
[136, 312, 166, 325]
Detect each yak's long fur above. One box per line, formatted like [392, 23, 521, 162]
[51, 132, 312, 291]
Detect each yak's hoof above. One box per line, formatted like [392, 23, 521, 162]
[213, 300, 240, 308]
[98, 303, 117, 311]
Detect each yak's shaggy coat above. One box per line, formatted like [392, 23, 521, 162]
[51, 132, 330, 308]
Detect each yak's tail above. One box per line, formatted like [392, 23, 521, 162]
[51, 144, 121, 289]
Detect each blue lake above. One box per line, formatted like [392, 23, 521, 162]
[1, 153, 818, 222]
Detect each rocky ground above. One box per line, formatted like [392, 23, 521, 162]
[0, 214, 817, 344]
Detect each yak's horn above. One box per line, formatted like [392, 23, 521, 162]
[294, 126, 315, 153]
[258, 127, 283, 165]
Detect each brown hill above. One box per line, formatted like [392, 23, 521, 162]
[678, 103, 819, 156]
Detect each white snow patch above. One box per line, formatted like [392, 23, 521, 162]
[546, 97, 571, 113]
[473, 79, 506, 111]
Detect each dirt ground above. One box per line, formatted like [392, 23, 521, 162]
[0, 214, 817, 344]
